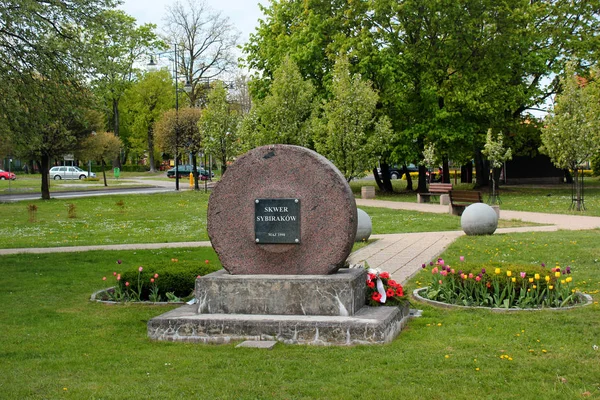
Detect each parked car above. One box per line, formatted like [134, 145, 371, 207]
[0, 169, 16, 180]
[49, 166, 96, 180]
[377, 164, 418, 180]
[166, 165, 214, 179]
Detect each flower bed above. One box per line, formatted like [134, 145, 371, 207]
[417, 257, 587, 309]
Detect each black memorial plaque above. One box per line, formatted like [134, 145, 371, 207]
[254, 198, 301, 244]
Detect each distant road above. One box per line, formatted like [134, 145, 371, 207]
[0, 178, 216, 203]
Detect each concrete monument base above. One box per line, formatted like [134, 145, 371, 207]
[148, 268, 411, 346]
[147, 302, 410, 346]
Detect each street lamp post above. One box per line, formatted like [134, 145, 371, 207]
[148, 43, 192, 191]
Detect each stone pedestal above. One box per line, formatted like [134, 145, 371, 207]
[196, 269, 366, 316]
[416, 193, 430, 203]
[440, 194, 450, 205]
[361, 186, 375, 199]
[148, 268, 411, 345]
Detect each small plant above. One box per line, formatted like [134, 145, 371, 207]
[27, 204, 38, 223]
[103, 272, 126, 302]
[422, 257, 580, 308]
[148, 273, 161, 302]
[365, 265, 406, 307]
[165, 292, 181, 302]
[67, 203, 76, 218]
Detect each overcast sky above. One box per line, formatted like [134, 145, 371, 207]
[118, 0, 265, 49]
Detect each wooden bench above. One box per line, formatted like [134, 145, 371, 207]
[449, 190, 483, 216]
[417, 183, 453, 205]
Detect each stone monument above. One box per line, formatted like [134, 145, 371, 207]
[148, 145, 410, 345]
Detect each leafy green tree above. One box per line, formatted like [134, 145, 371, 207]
[314, 58, 379, 182]
[122, 71, 174, 172]
[240, 57, 315, 150]
[154, 107, 203, 188]
[0, 0, 118, 199]
[87, 9, 165, 167]
[199, 82, 240, 176]
[482, 129, 512, 205]
[540, 63, 600, 211]
[77, 131, 122, 186]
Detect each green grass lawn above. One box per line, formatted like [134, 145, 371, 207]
[0, 231, 598, 399]
[0, 192, 534, 249]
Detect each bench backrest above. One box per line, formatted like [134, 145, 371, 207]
[428, 183, 453, 194]
[449, 190, 482, 204]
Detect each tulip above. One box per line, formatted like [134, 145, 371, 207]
[511, 277, 516, 283]
[154, 273, 159, 278]
[495, 268, 501, 275]
[534, 274, 540, 280]
[117, 274, 121, 281]
[460, 256, 465, 262]
[450, 269, 455, 274]
[520, 272, 526, 279]
[506, 270, 512, 277]
[138, 266, 143, 272]
[529, 278, 534, 283]
[566, 266, 571, 274]
[545, 276, 550, 282]
[566, 277, 573, 283]
[555, 272, 561, 278]
[481, 268, 486, 274]
[102, 277, 107, 281]
[475, 276, 481, 282]
[432, 267, 439, 274]
[125, 281, 130, 287]
[150, 278, 154, 283]
[468, 273, 474, 279]
[422, 263, 426, 269]
[549, 285, 554, 290]
[440, 270, 448, 276]
[205, 260, 210, 264]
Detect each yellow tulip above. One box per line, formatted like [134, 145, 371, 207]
[555, 272, 561, 278]
[529, 278, 534, 283]
[495, 268, 501, 275]
[561, 280, 566, 284]
[549, 285, 554, 290]
[511, 277, 516, 283]
[533, 285, 537, 289]
[507, 270, 512, 277]
[545, 276, 550, 282]
[566, 277, 573, 283]
[535, 274, 540, 280]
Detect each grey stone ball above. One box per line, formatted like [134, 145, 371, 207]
[461, 203, 498, 235]
[355, 208, 372, 242]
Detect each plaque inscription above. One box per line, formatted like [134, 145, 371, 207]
[255, 198, 300, 244]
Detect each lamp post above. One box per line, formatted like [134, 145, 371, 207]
[147, 43, 192, 191]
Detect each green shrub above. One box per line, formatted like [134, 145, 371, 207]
[119, 259, 220, 300]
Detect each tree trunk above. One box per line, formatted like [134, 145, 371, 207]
[403, 165, 413, 191]
[461, 161, 473, 183]
[376, 162, 393, 193]
[192, 154, 199, 190]
[221, 156, 227, 176]
[148, 126, 156, 173]
[113, 98, 122, 169]
[373, 167, 384, 191]
[573, 168, 583, 211]
[417, 165, 428, 193]
[101, 159, 108, 187]
[474, 150, 489, 189]
[40, 155, 51, 200]
[442, 157, 450, 183]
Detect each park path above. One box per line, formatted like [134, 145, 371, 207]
[2, 199, 599, 284]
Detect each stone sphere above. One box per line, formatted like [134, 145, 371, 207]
[355, 208, 372, 242]
[461, 203, 498, 235]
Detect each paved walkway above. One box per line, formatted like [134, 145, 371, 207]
[2, 199, 600, 284]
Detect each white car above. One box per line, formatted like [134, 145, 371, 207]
[49, 166, 96, 180]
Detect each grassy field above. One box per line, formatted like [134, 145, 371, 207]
[0, 192, 535, 249]
[0, 232, 598, 399]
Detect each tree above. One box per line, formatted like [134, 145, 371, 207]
[123, 71, 174, 172]
[0, 0, 118, 199]
[540, 63, 600, 211]
[78, 131, 122, 186]
[163, 0, 239, 107]
[154, 107, 203, 188]
[87, 10, 165, 167]
[239, 57, 315, 150]
[314, 58, 379, 182]
[199, 82, 240, 176]
[482, 129, 512, 205]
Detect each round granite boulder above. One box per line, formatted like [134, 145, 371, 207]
[355, 208, 372, 242]
[461, 203, 498, 235]
[207, 145, 358, 275]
